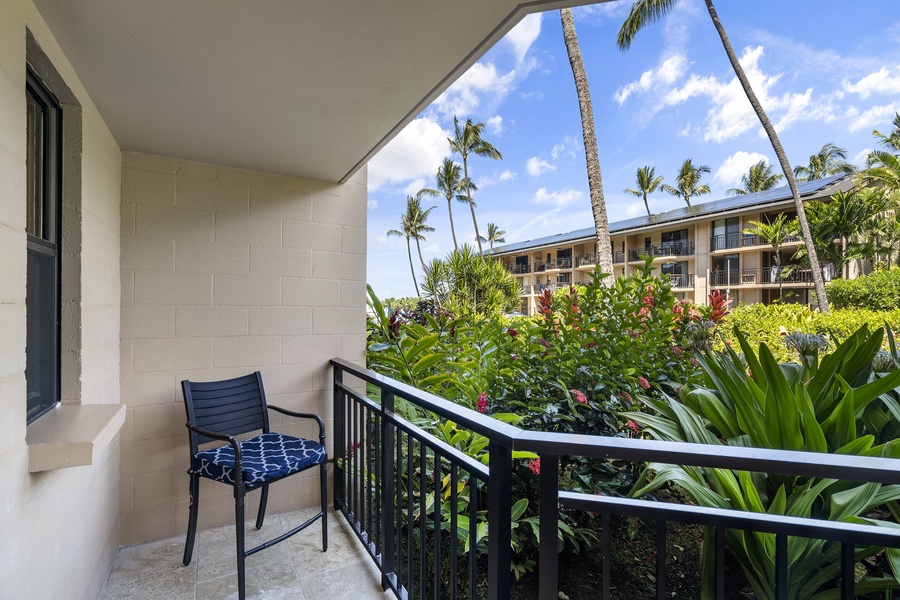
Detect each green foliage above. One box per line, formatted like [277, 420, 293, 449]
[626, 326, 900, 599]
[828, 268, 900, 310]
[420, 245, 520, 319]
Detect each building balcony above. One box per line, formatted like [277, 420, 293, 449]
[575, 253, 597, 268]
[667, 273, 695, 288]
[506, 263, 531, 275]
[535, 258, 573, 272]
[628, 241, 695, 262]
[710, 233, 802, 252]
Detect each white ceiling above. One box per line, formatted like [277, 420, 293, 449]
[34, 0, 603, 183]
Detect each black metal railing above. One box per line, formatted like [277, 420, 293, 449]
[760, 266, 815, 285]
[575, 253, 596, 267]
[666, 273, 695, 288]
[628, 241, 695, 261]
[710, 268, 759, 287]
[710, 233, 802, 251]
[331, 358, 900, 600]
[505, 263, 531, 275]
[612, 251, 626, 264]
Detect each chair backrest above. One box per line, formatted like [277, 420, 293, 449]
[182, 371, 271, 451]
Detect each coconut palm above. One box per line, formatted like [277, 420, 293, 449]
[405, 194, 436, 271]
[387, 217, 419, 298]
[625, 165, 664, 216]
[426, 158, 465, 250]
[793, 142, 856, 182]
[743, 213, 797, 300]
[727, 160, 783, 195]
[448, 117, 502, 254]
[872, 112, 900, 152]
[560, 8, 614, 278]
[661, 159, 711, 207]
[617, 0, 830, 312]
[478, 222, 506, 250]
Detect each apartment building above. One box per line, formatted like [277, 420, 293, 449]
[491, 175, 853, 316]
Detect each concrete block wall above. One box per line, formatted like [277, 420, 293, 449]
[0, 1, 122, 598]
[119, 153, 367, 545]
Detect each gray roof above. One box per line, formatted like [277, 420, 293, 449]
[491, 174, 852, 256]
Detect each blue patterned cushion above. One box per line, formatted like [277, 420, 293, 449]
[192, 432, 326, 487]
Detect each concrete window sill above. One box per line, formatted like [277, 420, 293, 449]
[26, 404, 127, 472]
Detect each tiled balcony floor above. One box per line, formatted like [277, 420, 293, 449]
[101, 507, 392, 600]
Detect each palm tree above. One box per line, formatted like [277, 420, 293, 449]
[478, 222, 507, 250]
[448, 117, 502, 254]
[618, 0, 830, 312]
[743, 213, 796, 300]
[793, 142, 856, 182]
[872, 112, 900, 152]
[625, 165, 664, 216]
[387, 216, 419, 298]
[727, 160, 783, 195]
[662, 159, 711, 207]
[405, 194, 436, 271]
[560, 8, 614, 278]
[427, 158, 465, 251]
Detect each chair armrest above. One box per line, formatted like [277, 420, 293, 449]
[185, 422, 245, 485]
[267, 406, 326, 444]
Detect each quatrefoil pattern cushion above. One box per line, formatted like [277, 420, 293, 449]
[192, 432, 325, 487]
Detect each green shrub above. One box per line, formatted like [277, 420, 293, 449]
[827, 268, 900, 310]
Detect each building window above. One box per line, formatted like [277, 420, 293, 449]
[25, 69, 62, 423]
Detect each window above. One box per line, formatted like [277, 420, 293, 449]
[25, 69, 62, 424]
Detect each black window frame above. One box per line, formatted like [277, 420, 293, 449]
[25, 67, 62, 424]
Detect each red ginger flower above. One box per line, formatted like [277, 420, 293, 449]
[627, 420, 640, 433]
[571, 389, 588, 404]
[529, 458, 541, 476]
[638, 376, 650, 390]
[507, 328, 519, 337]
[476, 392, 488, 414]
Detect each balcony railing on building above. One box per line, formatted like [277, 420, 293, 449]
[628, 241, 695, 261]
[710, 233, 802, 251]
[535, 257, 573, 272]
[575, 253, 597, 267]
[331, 358, 900, 600]
[506, 263, 531, 275]
[666, 273, 695, 288]
[711, 267, 821, 287]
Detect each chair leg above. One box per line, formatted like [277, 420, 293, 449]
[255, 484, 269, 530]
[235, 485, 247, 600]
[320, 461, 328, 552]
[183, 473, 200, 565]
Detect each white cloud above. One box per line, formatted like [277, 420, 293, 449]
[486, 115, 503, 135]
[533, 188, 581, 207]
[367, 199, 378, 210]
[504, 13, 542, 64]
[573, 1, 631, 24]
[714, 151, 768, 187]
[615, 54, 688, 105]
[844, 67, 900, 99]
[848, 102, 900, 132]
[526, 157, 556, 177]
[432, 62, 517, 119]
[367, 118, 448, 191]
[477, 169, 517, 188]
[403, 178, 427, 196]
[551, 135, 580, 159]
[852, 148, 872, 167]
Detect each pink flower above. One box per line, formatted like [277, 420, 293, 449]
[690, 357, 699, 367]
[630, 330, 640, 339]
[639, 306, 650, 318]
[671, 346, 682, 356]
[537, 338, 551, 348]
[638, 376, 650, 390]
[584, 341, 598, 349]
[476, 392, 488, 414]
[571, 389, 588, 404]
[616, 390, 632, 402]
[672, 303, 684, 315]
[507, 328, 519, 337]
[627, 420, 640, 433]
[529, 458, 541, 476]
[646, 285, 653, 293]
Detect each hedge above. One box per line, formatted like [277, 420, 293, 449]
[827, 269, 900, 310]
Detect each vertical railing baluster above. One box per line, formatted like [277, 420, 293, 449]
[841, 542, 854, 600]
[433, 452, 442, 599]
[487, 440, 512, 600]
[407, 436, 414, 594]
[775, 534, 788, 600]
[419, 444, 427, 600]
[656, 520, 666, 600]
[396, 427, 404, 593]
[354, 398, 361, 530]
[333, 368, 344, 511]
[381, 390, 395, 590]
[539, 453, 559, 600]
[468, 475, 477, 600]
[450, 464, 459, 600]
[715, 527, 725, 599]
[362, 404, 369, 541]
[374, 408, 381, 555]
[602, 513, 610, 600]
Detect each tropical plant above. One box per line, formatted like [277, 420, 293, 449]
[478, 222, 507, 250]
[661, 159, 711, 207]
[626, 326, 900, 599]
[449, 117, 502, 254]
[794, 142, 856, 182]
[387, 203, 422, 297]
[728, 159, 783, 195]
[625, 165, 664, 216]
[872, 112, 900, 152]
[617, 0, 830, 312]
[407, 194, 436, 271]
[743, 212, 797, 300]
[560, 8, 614, 279]
[427, 158, 466, 251]
[863, 150, 900, 193]
[828, 269, 900, 311]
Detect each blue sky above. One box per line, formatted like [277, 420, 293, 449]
[366, 0, 900, 299]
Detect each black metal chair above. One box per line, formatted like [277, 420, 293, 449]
[181, 371, 327, 600]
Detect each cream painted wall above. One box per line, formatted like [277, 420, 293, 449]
[119, 153, 367, 545]
[0, 1, 122, 598]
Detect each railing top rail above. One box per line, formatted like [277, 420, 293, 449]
[331, 357, 522, 444]
[559, 492, 900, 547]
[334, 358, 900, 485]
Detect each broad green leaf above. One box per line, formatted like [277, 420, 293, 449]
[411, 352, 446, 376]
[510, 498, 528, 521]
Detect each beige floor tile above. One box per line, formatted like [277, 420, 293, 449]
[297, 562, 391, 600]
[196, 557, 303, 600]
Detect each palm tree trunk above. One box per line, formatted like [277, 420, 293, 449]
[684, 192, 691, 208]
[463, 157, 483, 254]
[704, 0, 829, 312]
[446, 198, 458, 250]
[406, 238, 420, 297]
[642, 192, 650, 216]
[415, 237, 427, 271]
[561, 8, 614, 280]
